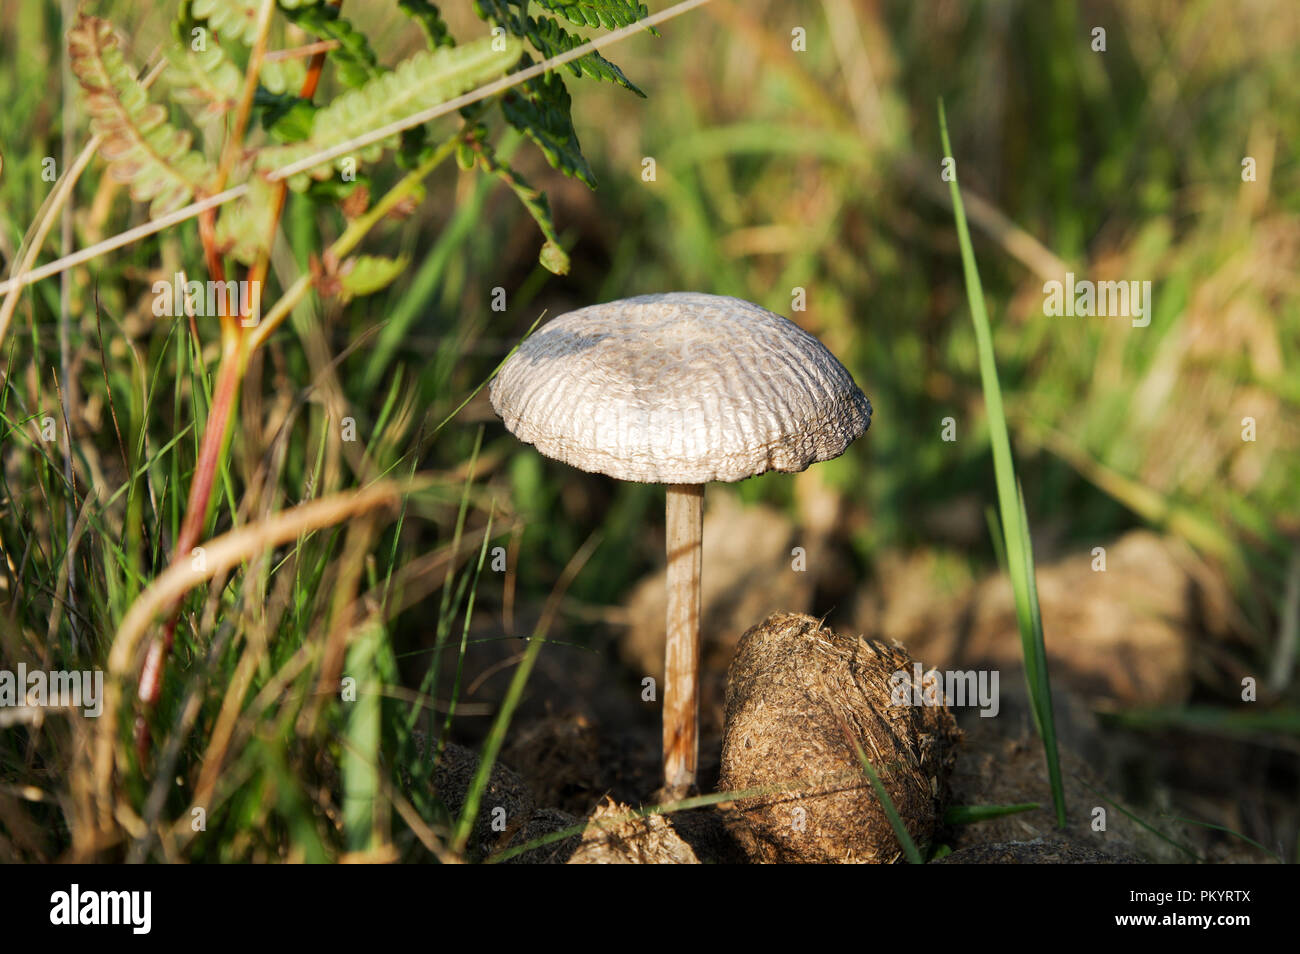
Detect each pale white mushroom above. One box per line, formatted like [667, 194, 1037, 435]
[490, 292, 871, 797]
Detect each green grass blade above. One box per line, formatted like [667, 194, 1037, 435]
[851, 740, 923, 864]
[342, 618, 385, 852]
[1079, 780, 1201, 861]
[436, 506, 495, 752]
[938, 97, 1066, 825]
[1162, 815, 1284, 863]
[452, 532, 602, 857]
[944, 803, 1040, 825]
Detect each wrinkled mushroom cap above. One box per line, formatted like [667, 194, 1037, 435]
[489, 292, 871, 484]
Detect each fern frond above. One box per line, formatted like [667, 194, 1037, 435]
[474, 0, 645, 94]
[338, 255, 410, 302]
[189, 0, 263, 47]
[69, 16, 215, 218]
[473, 0, 645, 192]
[501, 66, 595, 187]
[279, 3, 382, 88]
[398, 0, 456, 49]
[257, 34, 524, 190]
[472, 131, 570, 275]
[169, 5, 304, 104]
[183, 0, 310, 92]
[258, 58, 309, 96]
[214, 174, 277, 265]
[533, 0, 649, 30]
[281, 3, 435, 165]
[165, 42, 241, 114]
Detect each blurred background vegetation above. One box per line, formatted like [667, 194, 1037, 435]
[1, 0, 1296, 861]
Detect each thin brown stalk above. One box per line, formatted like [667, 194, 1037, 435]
[95, 479, 422, 816]
[135, 334, 244, 715]
[214, 0, 278, 192]
[138, 4, 340, 731]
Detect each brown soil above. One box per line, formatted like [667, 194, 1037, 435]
[416, 526, 1294, 863]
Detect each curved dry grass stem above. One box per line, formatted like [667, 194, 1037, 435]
[93, 479, 426, 819]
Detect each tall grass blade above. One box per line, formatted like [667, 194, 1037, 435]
[849, 740, 923, 864]
[938, 98, 1066, 825]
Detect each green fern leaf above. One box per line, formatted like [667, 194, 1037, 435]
[338, 255, 410, 302]
[474, 0, 645, 94]
[69, 16, 215, 218]
[472, 132, 570, 275]
[169, 4, 304, 104]
[281, 4, 435, 166]
[257, 89, 317, 142]
[501, 66, 594, 187]
[214, 174, 277, 265]
[189, 0, 263, 47]
[258, 34, 524, 190]
[398, 0, 456, 49]
[165, 42, 241, 114]
[537, 240, 570, 276]
[279, 3, 382, 89]
[533, 0, 649, 31]
[258, 57, 309, 96]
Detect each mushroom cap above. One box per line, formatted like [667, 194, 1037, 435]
[489, 292, 871, 484]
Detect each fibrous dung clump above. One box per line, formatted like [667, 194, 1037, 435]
[718, 612, 961, 863]
[567, 798, 701, 864]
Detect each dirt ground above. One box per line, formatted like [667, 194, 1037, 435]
[418, 502, 1296, 863]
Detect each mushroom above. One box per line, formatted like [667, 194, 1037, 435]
[489, 292, 871, 797]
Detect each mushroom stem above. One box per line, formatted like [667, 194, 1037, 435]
[663, 483, 704, 796]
